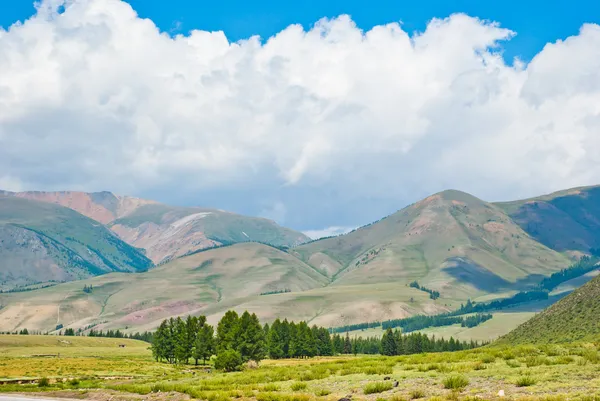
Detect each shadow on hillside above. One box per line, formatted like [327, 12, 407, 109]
[443, 257, 545, 293]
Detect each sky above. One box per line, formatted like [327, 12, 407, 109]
[0, 0, 600, 238]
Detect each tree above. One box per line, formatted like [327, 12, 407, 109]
[267, 319, 285, 359]
[238, 312, 266, 362]
[381, 328, 397, 356]
[217, 310, 240, 353]
[214, 349, 243, 372]
[193, 323, 215, 365]
[174, 317, 191, 364]
[152, 320, 170, 362]
[19, 328, 29, 335]
[64, 328, 75, 336]
[343, 332, 352, 354]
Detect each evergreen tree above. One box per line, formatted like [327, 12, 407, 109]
[343, 332, 352, 354]
[216, 310, 240, 353]
[174, 317, 191, 364]
[238, 312, 266, 362]
[193, 322, 215, 365]
[267, 319, 285, 359]
[381, 328, 397, 356]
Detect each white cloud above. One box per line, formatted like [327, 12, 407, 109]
[1, 0, 600, 229]
[303, 226, 356, 240]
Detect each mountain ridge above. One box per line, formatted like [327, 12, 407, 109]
[4, 190, 310, 264]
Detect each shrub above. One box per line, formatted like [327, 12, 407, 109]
[480, 354, 495, 364]
[583, 349, 600, 364]
[291, 382, 307, 391]
[442, 375, 469, 390]
[410, 389, 425, 399]
[262, 384, 281, 392]
[516, 375, 537, 387]
[215, 350, 243, 372]
[68, 378, 80, 387]
[364, 382, 394, 394]
[506, 359, 521, 368]
[38, 377, 50, 387]
[315, 389, 331, 396]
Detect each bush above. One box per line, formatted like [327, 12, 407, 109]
[506, 359, 521, 368]
[410, 389, 425, 399]
[214, 350, 243, 372]
[364, 382, 394, 394]
[291, 382, 307, 391]
[38, 377, 50, 387]
[315, 389, 331, 396]
[262, 384, 281, 392]
[68, 378, 80, 387]
[442, 375, 469, 390]
[516, 375, 537, 387]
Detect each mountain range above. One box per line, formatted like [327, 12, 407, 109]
[0, 185, 599, 336]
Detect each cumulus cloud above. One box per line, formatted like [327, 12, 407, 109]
[1, 0, 600, 230]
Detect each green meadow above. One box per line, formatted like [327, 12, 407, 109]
[1, 335, 600, 401]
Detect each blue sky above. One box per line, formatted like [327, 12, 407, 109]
[1, 1, 600, 235]
[3, 0, 600, 62]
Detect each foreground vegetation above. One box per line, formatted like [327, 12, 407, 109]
[2, 334, 600, 401]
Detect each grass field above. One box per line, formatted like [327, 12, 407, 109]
[2, 335, 600, 400]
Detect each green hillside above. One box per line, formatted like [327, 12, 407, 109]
[500, 272, 600, 344]
[496, 185, 600, 254]
[293, 190, 569, 300]
[0, 196, 152, 290]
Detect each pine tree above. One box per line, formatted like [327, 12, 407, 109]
[381, 328, 397, 356]
[343, 332, 352, 354]
[193, 322, 215, 365]
[217, 310, 240, 353]
[174, 317, 191, 364]
[238, 312, 266, 362]
[267, 319, 285, 359]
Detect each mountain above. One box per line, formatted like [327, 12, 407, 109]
[1, 186, 595, 335]
[292, 190, 569, 300]
[0, 243, 330, 332]
[0, 195, 152, 290]
[501, 270, 600, 344]
[496, 185, 600, 256]
[6, 190, 310, 264]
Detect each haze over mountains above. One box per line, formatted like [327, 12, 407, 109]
[0, 185, 599, 336]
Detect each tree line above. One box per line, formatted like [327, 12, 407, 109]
[409, 281, 440, 300]
[380, 329, 485, 356]
[537, 256, 598, 292]
[149, 309, 485, 371]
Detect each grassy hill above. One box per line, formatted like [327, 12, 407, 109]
[0, 243, 332, 332]
[8, 190, 310, 264]
[293, 190, 569, 300]
[500, 273, 600, 344]
[496, 185, 600, 254]
[0, 196, 152, 290]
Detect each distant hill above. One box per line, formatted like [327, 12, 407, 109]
[3, 185, 600, 336]
[292, 190, 569, 300]
[496, 185, 600, 255]
[0, 196, 152, 290]
[0, 242, 330, 332]
[500, 270, 600, 344]
[6, 190, 310, 264]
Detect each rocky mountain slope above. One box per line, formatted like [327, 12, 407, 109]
[5, 190, 310, 264]
[0, 195, 152, 290]
[496, 185, 600, 255]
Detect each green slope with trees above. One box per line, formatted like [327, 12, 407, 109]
[500, 273, 600, 344]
